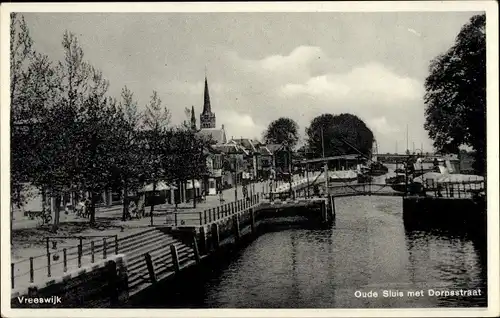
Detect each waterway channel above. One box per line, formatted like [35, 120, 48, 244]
[143, 194, 487, 308]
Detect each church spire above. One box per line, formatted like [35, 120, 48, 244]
[200, 73, 216, 129]
[202, 76, 211, 114]
[190, 105, 196, 130]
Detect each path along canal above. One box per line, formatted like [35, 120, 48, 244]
[141, 195, 487, 308]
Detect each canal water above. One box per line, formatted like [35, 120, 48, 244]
[150, 196, 487, 308]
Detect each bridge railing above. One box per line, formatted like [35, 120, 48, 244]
[425, 180, 484, 198]
[166, 193, 261, 227]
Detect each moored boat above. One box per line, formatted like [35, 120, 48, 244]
[328, 170, 358, 183]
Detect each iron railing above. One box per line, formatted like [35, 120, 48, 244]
[11, 234, 118, 290]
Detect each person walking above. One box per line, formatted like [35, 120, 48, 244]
[243, 182, 249, 201]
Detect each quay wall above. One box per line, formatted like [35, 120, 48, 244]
[128, 200, 331, 306]
[402, 196, 486, 238]
[11, 254, 128, 308]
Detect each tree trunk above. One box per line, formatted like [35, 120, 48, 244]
[175, 180, 180, 209]
[149, 182, 157, 217]
[122, 179, 129, 221]
[192, 177, 196, 209]
[89, 191, 97, 225]
[51, 193, 61, 233]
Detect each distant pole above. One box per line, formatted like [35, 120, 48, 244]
[321, 127, 328, 196]
[321, 128, 325, 159]
[406, 124, 409, 153]
[288, 144, 293, 199]
[234, 156, 238, 201]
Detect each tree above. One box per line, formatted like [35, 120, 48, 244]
[115, 86, 143, 221]
[424, 14, 486, 175]
[306, 113, 374, 160]
[142, 91, 171, 218]
[30, 31, 93, 230]
[10, 12, 34, 209]
[165, 128, 208, 208]
[263, 117, 299, 148]
[73, 67, 116, 226]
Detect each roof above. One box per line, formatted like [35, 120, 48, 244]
[266, 144, 286, 153]
[213, 143, 249, 155]
[230, 138, 263, 152]
[256, 145, 273, 156]
[197, 128, 227, 144]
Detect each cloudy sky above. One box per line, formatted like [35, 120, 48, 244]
[22, 11, 480, 153]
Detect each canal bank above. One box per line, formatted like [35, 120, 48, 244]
[127, 197, 334, 306]
[126, 196, 488, 308]
[11, 187, 488, 308]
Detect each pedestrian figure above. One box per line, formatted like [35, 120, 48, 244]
[243, 183, 249, 201]
[219, 190, 224, 203]
[129, 200, 137, 219]
[76, 199, 87, 218]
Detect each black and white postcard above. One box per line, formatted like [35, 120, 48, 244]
[1, 2, 498, 317]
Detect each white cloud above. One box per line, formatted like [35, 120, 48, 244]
[279, 62, 423, 103]
[218, 110, 267, 141]
[407, 28, 422, 37]
[190, 46, 430, 153]
[368, 116, 400, 135]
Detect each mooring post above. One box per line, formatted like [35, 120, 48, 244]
[199, 226, 207, 255]
[106, 260, 119, 306]
[234, 214, 241, 240]
[170, 245, 181, 273]
[330, 196, 336, 218]
[91, 241, 95, 263]
[78, 243, 82, 268]
[63, 248, 67, 272]
[211, 223, 220, 249]
[47, 252, 51, 278]
[144, 252, 157, 283]
[192, 234, 201, 264]
[103, 238, 107, 260]
[250, 208, 256, 233]
[29, 257, 34, 283]
[115, 235, 119, 255]
[11, 263, 14, 289]
[321, 201, 327, 223]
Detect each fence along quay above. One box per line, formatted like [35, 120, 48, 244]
[11, 169, 485, 307]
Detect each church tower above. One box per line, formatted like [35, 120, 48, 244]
[200, 76, 216, 129]
[190, 105, 197, 130]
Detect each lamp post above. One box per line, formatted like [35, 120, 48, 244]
[234, 156, 238, 201]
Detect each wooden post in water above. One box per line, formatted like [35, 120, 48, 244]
[330, 196, 336, 218]
[170, 245, 180, 273]
[63, 249, 67, 272]
[106, 260, 119, 306]
[234, 214, 241, 241]
[199, 226, 207, 255]
[192, 234, 201, 264]
[144, 252, 157, 283]
[321, 201, 327, 223]
[211, 223, 220, 249]
[250, 208, 256, 233]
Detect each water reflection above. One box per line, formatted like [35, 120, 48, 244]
[149, 196, 487, 308]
